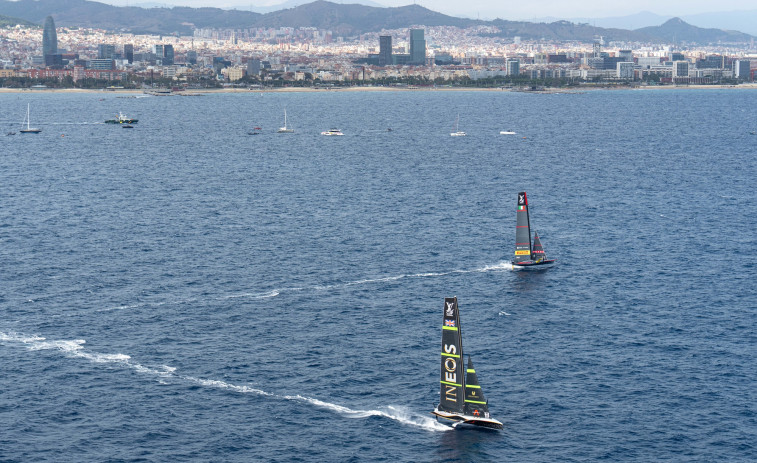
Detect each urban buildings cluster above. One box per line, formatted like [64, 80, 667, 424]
[1, 15, 756, 88]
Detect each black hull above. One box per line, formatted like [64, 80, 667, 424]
[432, 409, 503, 430]
[512, 259, 556, 268]
[458, 419, 504, 430]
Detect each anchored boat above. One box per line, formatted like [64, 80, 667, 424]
[512, 191, 555, 268]
[450, 114, 466, 136]
[20, 103, 41, 134]
[431, 297, 503, 430]
[277, 108, 294, 133]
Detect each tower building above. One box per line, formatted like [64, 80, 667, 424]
[42, 16, 57, 58]
[409, 29, 426, 65]
[379, 35, 392, 66]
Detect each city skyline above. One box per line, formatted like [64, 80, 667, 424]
[97, 0, 756, 22]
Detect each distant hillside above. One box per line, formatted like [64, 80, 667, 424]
[246, 0, 385, 14]
[0, 14, 38, 27]
[0, 0, 753, 43]
[529, 11, 670, 31]
[636, 17, 753, 43]
[0, 0, 263, 35]
[530, 10, 757, 37]
[257, 1, 479, 35]
[680, 10, 757, 37]
[488, 19, 651, 42]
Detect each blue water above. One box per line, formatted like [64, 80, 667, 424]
[1, 88, 755, 462]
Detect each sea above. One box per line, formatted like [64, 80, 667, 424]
[1, 88, 755, 462]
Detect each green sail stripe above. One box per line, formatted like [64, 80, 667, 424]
[465, 384, 481, 388]
[440, 380, 462, 387]
[442, 326, 458, 331]
[466, 369, 475, 373]
[441, 352, 460, 358]
[465, 399, 487, 404]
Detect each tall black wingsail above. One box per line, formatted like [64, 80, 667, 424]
[531, 231, 546, 262]
[463, 357, 490, 418]
[514, 191, 532, 264]
[439, 297, 465, 414]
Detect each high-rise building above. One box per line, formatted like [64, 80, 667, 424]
[506, 59, 520, 76]
[247, 58, 261, 76]
[409, 29, 425, 65]
[186, 50, 197, 65]
[98, 44, 116, 59]
[163, 44, 174, 65]
[151, 44, 174, 65]
[616, 62, 635, 79]
[123, 44, 134, 64]
[379, 35, 392, 66]
[42, 16, 57, 58]
[618, 50, 633, 62]
[673, 61, 689, 78]
[734, 60, 752, 80]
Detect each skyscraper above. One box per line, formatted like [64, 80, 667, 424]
[409, 29, 425, 65]
[98, 44, 115, 59]
[378, 35, 392, 66]
[163, 44, 174, 65]
[123, 44, 134, 64]
[42, 16, 57, 58]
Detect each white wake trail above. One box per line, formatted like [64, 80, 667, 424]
[1, 331, 448, 432]
[96, 262, 511, 313]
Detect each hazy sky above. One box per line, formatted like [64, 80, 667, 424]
[102, 0, 751, 20]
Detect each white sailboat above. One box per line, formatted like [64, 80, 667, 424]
[450, 114, 465, 136]
[277, 108, 294, 133]
[20, 103, 41, 134]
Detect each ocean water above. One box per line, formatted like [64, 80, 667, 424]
[1, 88, 755, 462]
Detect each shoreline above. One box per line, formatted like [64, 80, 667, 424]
[1, 83, 757, 94]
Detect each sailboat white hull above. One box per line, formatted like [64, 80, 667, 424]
[432, 408, 503, 430]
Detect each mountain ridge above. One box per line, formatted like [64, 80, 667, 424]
[0, 0, 753, 43]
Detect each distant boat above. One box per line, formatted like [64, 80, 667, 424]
[499, 130, 516, 135]
[450, 114, 465, 136]
[277, 108, 294, 133]
[248, 126, 263, 135]
[431, 297, 503, 430]
[20, 103, 42, 134]
[512, 191, 556, 268]
[321, 128, 344, 136]
[105, 112, 138, 124]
